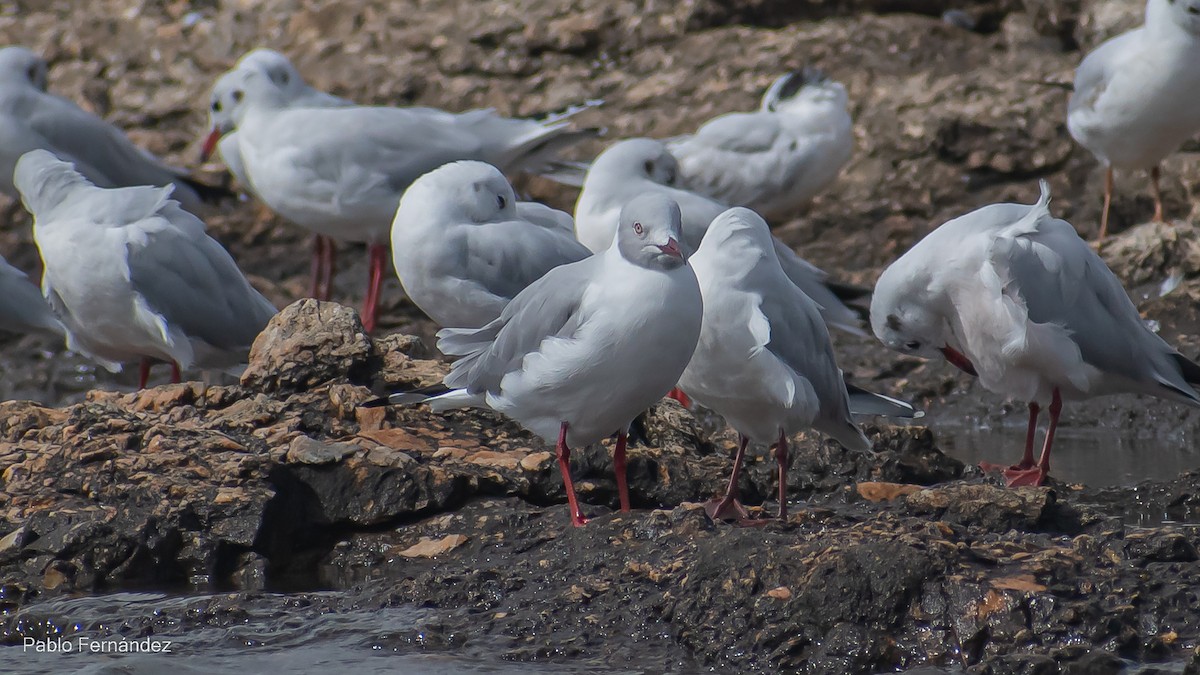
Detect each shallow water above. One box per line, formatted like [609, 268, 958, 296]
[2, 592, 688, 675]
[933, 418, 1199, 488]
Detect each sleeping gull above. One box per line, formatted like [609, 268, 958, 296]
[870, 181, 1200, 486]
[14, 149, 277, 387]
[575, 138, 868, 336]
[391, 161, 591, 329]
[0, 46, 230, 214]
[366, 193, 703, 526]
[0, 253, 64, 337]
[679, 207, 918, 522]
[223, 66, 598, 332]
[667, 68, 853, 222]
[1067, 0, 1200, 238]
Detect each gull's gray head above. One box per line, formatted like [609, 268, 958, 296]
[236, 49, 312, 99]
[0, 46, 48, 90]
[407, 160, 517, 224]
[226, 68, 290, 124]
[761, 68, 848, 112]
[1150, 0, 1200, 35]
[13, 149, 91, 218]
[593, 138, 679, 187]
[616, 193, 686, 270]
[869, 256, 956, 364]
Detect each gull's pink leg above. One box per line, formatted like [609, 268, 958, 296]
[362, 243, 387, 333]
[170, 362, 182, 384]
[774, 429, 790, 520]
[1004, 389, 1061, 487]
[704, 434, 758, 523]
[1099, 166, 1114, 240]
[138, 357, 152, 389]
[982, 402, 1039, 475]
[556, 421, 588, 527]
[1151, 166, 1165, 223]
[613, 430, 631, 512]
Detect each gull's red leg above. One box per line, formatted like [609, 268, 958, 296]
[613, 430, 631, 512]
[1005, 388, 1061, 487]
[983, 402, 1040, 475]
[704, 434, 756, 523]
[775, 429, 790, 520]
[556, 422, 588, 527]
[170, 362, 182, 384]
[1151, 166, 1165, 223]
[362, 243, 387, 333]
[666, 387, 692, 408]
[138, 357, 152, 389]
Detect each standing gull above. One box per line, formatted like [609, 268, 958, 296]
[202, 49, 355, 300]
[14, 150, 277, 387]
[1067, 0, 1200, 238]
[367, 193, 703, 526]
[575, 138, 868, 336]
[224, 66, 598, 332]
[667, 68, 853, 222]
[391, 161, 591, 329]
[679, 208, 917, 522]
[870, 181, 1200, 487]
[0, 46, 229, 214]
[0, 254, 63, 337]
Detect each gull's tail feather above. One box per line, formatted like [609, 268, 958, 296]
[360, 383, 452, 408]
[1164, 353, 1200, 405]
[846, 383, 924, 419]
[506, 127, 604, 184]
[533, 98, 605, 124]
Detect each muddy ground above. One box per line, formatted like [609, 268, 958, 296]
[3, 0, 1200, 672]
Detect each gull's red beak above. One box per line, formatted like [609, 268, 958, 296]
[939, 345, 977, 377]
[657, 237, 682, 259]
[199, 127, 224, 162]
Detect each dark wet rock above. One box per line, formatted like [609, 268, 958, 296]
[241, 300, 376, 394]
[1, 334, 1200, 672]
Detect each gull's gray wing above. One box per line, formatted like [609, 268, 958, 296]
[990, 201, 1199, 402]
[438, 256, 598, 393]
[772, 239, 866, 336]
[0, 255, 63, 336]
[455, 218, 592, 302]
[126, 202, 276, 351]
[756, 274, 869, 450]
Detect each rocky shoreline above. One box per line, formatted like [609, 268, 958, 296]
[0, 300, 1197, 673]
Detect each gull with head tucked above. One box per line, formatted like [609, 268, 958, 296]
[390, 160, 591, 329]
[14, 150, 277, 388]
[667, 68, 853, 222]
[680, 207, 919, 522]
[871, 181, 1200, 487]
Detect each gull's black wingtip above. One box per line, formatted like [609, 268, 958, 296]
[359, 396, 391, 408]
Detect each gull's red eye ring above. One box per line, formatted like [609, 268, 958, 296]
[633, 222, 644, 235]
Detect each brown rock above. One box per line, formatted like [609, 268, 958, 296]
[856, 481, 924, 502]
[395, 534, 469, 558]
[286, 436, 358, 465]
[241, 300, 376, 393]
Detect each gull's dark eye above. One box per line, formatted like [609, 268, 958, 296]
[279, 71, 290, 85]
[904, 340, 921, 351]
[211, 99, 222, 112]
[633, 222, 644, 235]
[643, 159, 654, 176]
[232, 89, 244, 103]
[496, 194, 506, 210]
